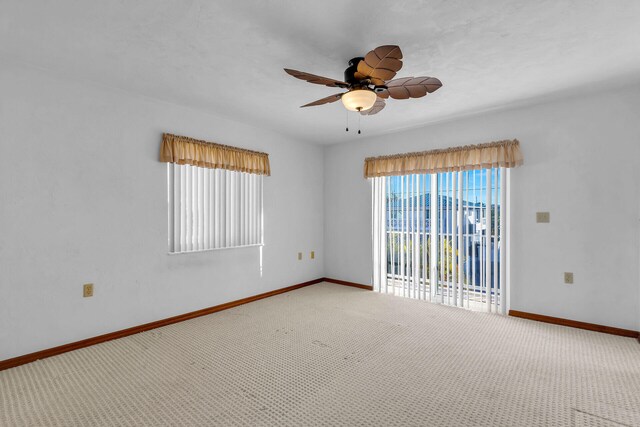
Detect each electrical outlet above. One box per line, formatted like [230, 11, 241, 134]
[297, 252, 302, 261]
[564, 272, 573, 284]
[83, 283, 94, 297]
[536, 212, 550, 223]
[310, 251, 315, 260]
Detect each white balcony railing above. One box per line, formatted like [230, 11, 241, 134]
[382, 230, 500, 311]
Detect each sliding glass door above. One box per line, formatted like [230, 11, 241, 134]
[372, 168, 508, 314]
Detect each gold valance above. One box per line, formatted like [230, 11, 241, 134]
[160, 133, 271, 176]
[364, 139, 523, 178]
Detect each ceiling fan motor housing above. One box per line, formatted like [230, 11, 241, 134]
[344, 58, 387, 93]
[344, 57, 364, 85]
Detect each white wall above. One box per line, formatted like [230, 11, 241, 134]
[324, 84, 640, 331]
[2, 60, 639, 362]
[0, 61, 324, 360]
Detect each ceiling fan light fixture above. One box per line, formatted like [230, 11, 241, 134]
[341, 89, 377, 112]
[285, 45, 442, 116]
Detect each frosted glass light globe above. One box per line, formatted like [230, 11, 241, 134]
[341, 89, 377, 111]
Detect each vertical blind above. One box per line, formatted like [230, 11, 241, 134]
[372, 169, 508, 313]
[368, 140, 522, 314]
[167, 163, 263, 253]
[161, 133, 269, 254]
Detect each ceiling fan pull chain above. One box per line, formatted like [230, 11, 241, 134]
[358, 114, 361, 135]
[345, 110, 349, 132]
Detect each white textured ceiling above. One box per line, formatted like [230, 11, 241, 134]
[2, 0, 640, 144]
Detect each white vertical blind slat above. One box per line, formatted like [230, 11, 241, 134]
[451, 172, 457, 306]
[248, 174, 253, 245]
[438, 174, 447, 304]
[228, 170, 231, 246]
[180, 165, 187, 253]
[405, 175, 409, 299]
[499, 168, 507, 314]
[209, 169, 214, 248]
[485, 169, 492, 312]
[243, 173, 248, 246]
[219, 171, 222, 245]
[430, 177, 438, 302]
[231, 172, 236, 247]
[167, 164, 175, 253]
[184, 166, 191, 252]
[407, 175, 415, 298]
[480, 171, 485, 308]
[197, 167, 203, 250]
[174, 163, 181, 253]
[493, 168, 499, 313]
[238, 172, 242, 246]
[415, 175, 420, 299]
[471, 171, 476, 300]
[251, 174, 255, 244]
[387, 176, 392, 295]
[372, 180, 378, 291]
[255, 174, 260, 245]
[193, 167, 198, 250]
[419, 175, 425, 300]
[203, 168, 209, 250]
[244, 173, 249, 246]
[400, 176, 405, 298]
[251, 174, 255, 245]
[380, 178, 386, 291]
[457, 172, 464, 308]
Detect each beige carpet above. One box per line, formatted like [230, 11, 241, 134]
[1, 282, 639, 427]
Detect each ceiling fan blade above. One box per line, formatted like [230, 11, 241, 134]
[354, 45, 403, 85]
[300, 93, 343, 108]
[360, 98, 386, 115]
[383, 77, 442, 100]
[284, 68, 349, 88]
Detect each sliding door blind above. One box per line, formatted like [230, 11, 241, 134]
[160, 133, 269, 254]
[373, 169, 507, 313]
[168, 164, 263, 253]
[368, 140, 521, 314]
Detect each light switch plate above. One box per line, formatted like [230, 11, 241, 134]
[297, 252, 302, 261]
[564, 272, 573, 284]
[310, 251, 315, 259]
[536, 212, 550, 223]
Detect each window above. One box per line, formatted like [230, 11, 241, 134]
[160, 133, 270, 254]
[368, 139, 522, 314]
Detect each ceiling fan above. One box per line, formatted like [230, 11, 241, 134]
[284, 45, 442, 116]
